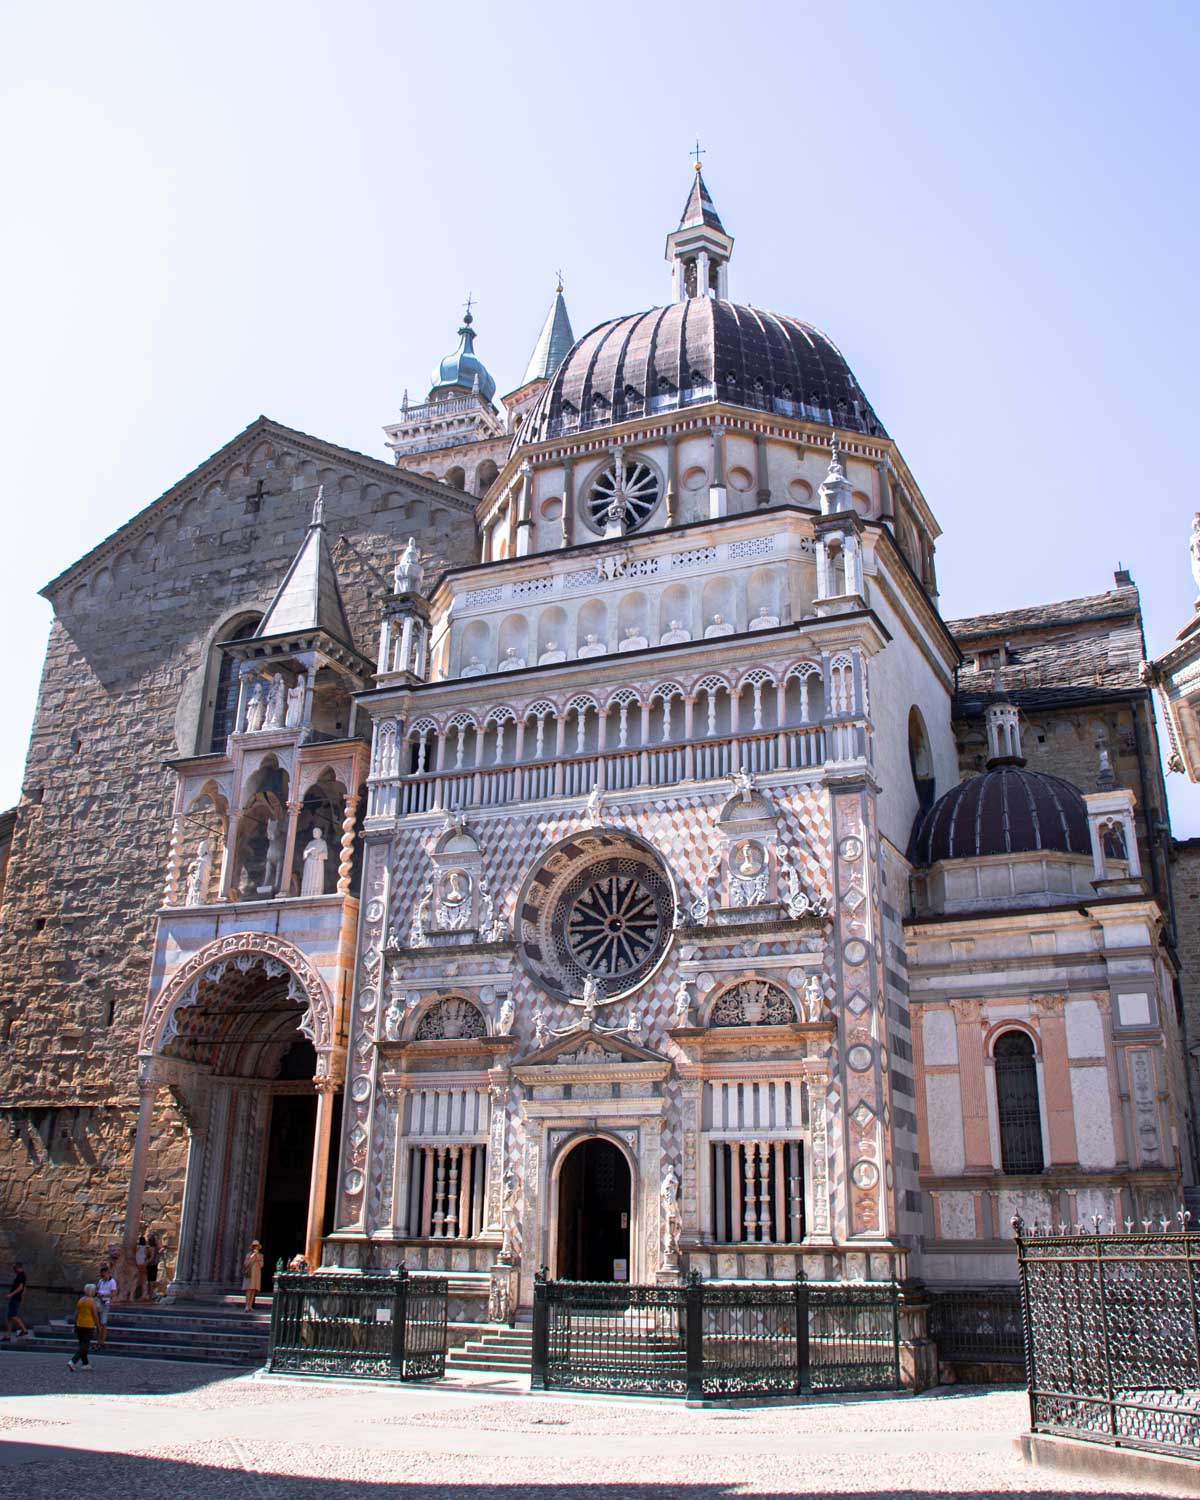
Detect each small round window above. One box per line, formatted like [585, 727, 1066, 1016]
[582, 459, 661, 536]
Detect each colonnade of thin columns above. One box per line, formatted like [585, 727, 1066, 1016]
[711, 1140, 804, 1244]
[406, 1144, 487, 1239]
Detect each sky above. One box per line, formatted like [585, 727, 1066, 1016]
[2, 0, 1198, 823]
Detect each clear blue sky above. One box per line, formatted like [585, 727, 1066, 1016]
[3, 1, 1198, 824]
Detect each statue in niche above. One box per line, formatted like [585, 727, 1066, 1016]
[1191, 513, 1200, 601]
[749, 605, 780, 630]
[265, 673, 287, 729]
[462, 657, 486, 678]
[577, 633, 606, 659]
[498, 647, 525, 671]
[259, 818, 286, 895]
[285, 673, 307, 728]
[804, 973, 825, 1023]
[244, 682, 266, 734]
[538, 641, 566, 665]
[438, 868, 472, 929]
[672, 984, 693, 1027]
[704, 613, 735, 638]
[185, 840, 212, 906]
[661, 1163, 682, 1268]
[617, 625, 647, 652]
[496, 994, 516, 1035]
[734, 839, 765, 877]
[1101, 820, 1128, 862]
[300, 826, 329, 896]
[383, 994, 404, 1041]
[730, 839, 769, 907]
[661, 619, 691, 645]
[395, 536, 423, 594]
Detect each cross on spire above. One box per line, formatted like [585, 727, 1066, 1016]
[692, 138, 705, 171]
[463, 292, 475, 322]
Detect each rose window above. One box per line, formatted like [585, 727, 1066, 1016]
[584, 460, 661, 535]
[564, 867, 663, 978]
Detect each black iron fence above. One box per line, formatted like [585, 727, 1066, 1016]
[267, 1267, 448, 1380]
[1015, 1215, 1200, 1459]
[531, 1271, 901, 1398]
[927, 1287, 1024, 1366]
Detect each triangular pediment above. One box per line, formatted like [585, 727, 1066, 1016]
[41, 415, 475, 601]
[518, 1025, 667, 1068]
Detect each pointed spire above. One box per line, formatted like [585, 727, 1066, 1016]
[678, 168, 726, 233]
[522, 281, 576, 386]
[255, 491, 354, 647]
[818, 436, 852, 514]
[665, 158, 734, 302]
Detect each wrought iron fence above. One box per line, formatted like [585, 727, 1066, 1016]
[531, 1271, 900, 1398]
[1014, 1214, 1200, 1459]
[927, 1287, 1024, 1366]
[267, 1267, 448, 1380]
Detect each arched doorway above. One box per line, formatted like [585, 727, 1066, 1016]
[555, 1138, 632, 1282]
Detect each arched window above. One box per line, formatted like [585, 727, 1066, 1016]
[994, 1031, 1044, 1174]
[205, 613, 263, 753]
[908, 706, 935, 812]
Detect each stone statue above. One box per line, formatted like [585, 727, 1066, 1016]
[731, 766, 755, 804]
[583, 782, 604, 827]
[735, 839, 764, 877]
[498, 647, 525, 671]
[749, 605, 780, 630]
[781, 858, 811, 919]
[410, 880, 433, 947]
[265, 673, 287, 729]
[537, 641, 566, 665]
[496, 994, 516, 1035]
[580, 975, 601, 1028]
[704, 613, 735, 639]
[804, 973, 824, 1022]
[285, 673, 307, 728]
[617, 625, 648, 652]
[394, 536, 422, 594]
[260, 817, 286, 894]
[185, 840, 212, 906]
[499, 1171, 517, 1263]
[660, 619, 690, 645]
[438, 868, 471, 929]
[626, 1009, 643, 1043]
[661, 1163, 682, 1267]
[577, 633, 606, 659]
[244, 682, 266, 734]
[383, 995, 404, 1041]
[534, 1011, 550, 1048]
[1190, 513, 1200, 602]
[462, 656, 486, 678]
[300, 826, 328, 896]
[672, 984, 692, 1027]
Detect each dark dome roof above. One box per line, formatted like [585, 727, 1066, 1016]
[910, 767, 1091, 866]
[516, 299, 887, 447]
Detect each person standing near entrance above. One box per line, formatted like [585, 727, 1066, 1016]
[96, 1264, 118, 1349]
[67, 1283, 101, 1371]
[242, 1240, 264, 1311]
[145, 1233, 161, 1301]
[133, 1235, 149, 1300]
[2, 1262, 30, 1342]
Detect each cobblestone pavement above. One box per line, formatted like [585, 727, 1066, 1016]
[0, 1351, 1176, 1499]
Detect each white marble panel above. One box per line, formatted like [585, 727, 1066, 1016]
[925, 1074, 966, 1175]
[937, 1191, 976, 1240]
[998, 1188, 1053, 1234]
[1071, 1067, 1117, 1168]
[1066, 999, 1105, 1058]
[1117, 992, 1152, 1027]
[922, 1008, 958, 1066]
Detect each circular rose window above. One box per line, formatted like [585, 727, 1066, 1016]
[516, 834, 675, 1000]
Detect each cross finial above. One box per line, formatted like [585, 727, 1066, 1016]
[692, 137, 705, 171]
[463, 292, 474, 322]
[555, 268, 564, 294]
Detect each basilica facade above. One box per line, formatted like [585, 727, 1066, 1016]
[0, 169, 1193, 1330]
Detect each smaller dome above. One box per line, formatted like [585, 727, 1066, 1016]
[429, 310, 496, 404]
[911, 767, 1091, 866]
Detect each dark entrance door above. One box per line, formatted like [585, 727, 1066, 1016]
[259, 1092, 316, 1288]
[556, 1138, 632, 1282]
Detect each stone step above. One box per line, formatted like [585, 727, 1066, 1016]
[3, 1336, 259, 1368]
[42, 1320, 268, 1352]
[103, 1313, 271, 1336]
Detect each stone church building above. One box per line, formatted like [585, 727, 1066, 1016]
[0, 168, 1194, 1323]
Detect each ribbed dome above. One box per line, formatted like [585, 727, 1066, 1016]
[429, 311, 496, 404]
[516, 299, 887, 447]
[910, 767, 1091, 866]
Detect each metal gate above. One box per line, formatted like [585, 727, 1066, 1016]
[267, 1267, 448, 1380]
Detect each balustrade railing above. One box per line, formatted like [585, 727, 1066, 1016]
[372, 721, 860, 820]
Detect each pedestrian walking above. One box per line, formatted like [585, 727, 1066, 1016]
[67, 1283, 101, 1371]
[133, 1235, 148, 1301]
[96, 1264, 118, 1348]
[242, 1240, 264, 1311]
[145, 1233, 161, 1301]
[1, 1263, 31, 1342]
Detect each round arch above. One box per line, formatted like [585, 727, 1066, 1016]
[548, 1130, 638, 1282]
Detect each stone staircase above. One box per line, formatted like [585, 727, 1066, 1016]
[7, 1298, 271, 1368]
[445, 1323, 533, 1373]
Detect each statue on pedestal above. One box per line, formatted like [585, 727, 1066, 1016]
[661, 1163, 682, 1269]
[259, 818, 286, 895]
[285, 673, 307, 729]
[394, 536, 423, 595]
[185, 840, 212, 906]
[496, 994, 516, 1035]
[300, 826, 328, 896]
[265, 673, 287, 729]
[244, 683, 266, 734]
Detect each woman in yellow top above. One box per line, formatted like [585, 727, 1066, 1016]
[68, 1282, 101, 1371]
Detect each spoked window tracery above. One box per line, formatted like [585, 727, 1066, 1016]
[565, 866, 663, 978]
[584, 460, 661, 535]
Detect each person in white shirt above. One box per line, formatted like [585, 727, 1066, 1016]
[96, 1264, 118, 1348]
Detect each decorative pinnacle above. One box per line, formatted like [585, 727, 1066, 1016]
[555, 267, 564, 294]
[311, 485, 324, 527]
[463, 292, 474, 324]
[692, 137, 706, 172]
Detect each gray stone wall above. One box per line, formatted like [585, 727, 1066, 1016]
[0, 421, 477, 1289]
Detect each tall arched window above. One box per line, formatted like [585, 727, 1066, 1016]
[205, 613, 263, 753]
[994, 1030, 1044, 1174]
[908, 706, 935, 812]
